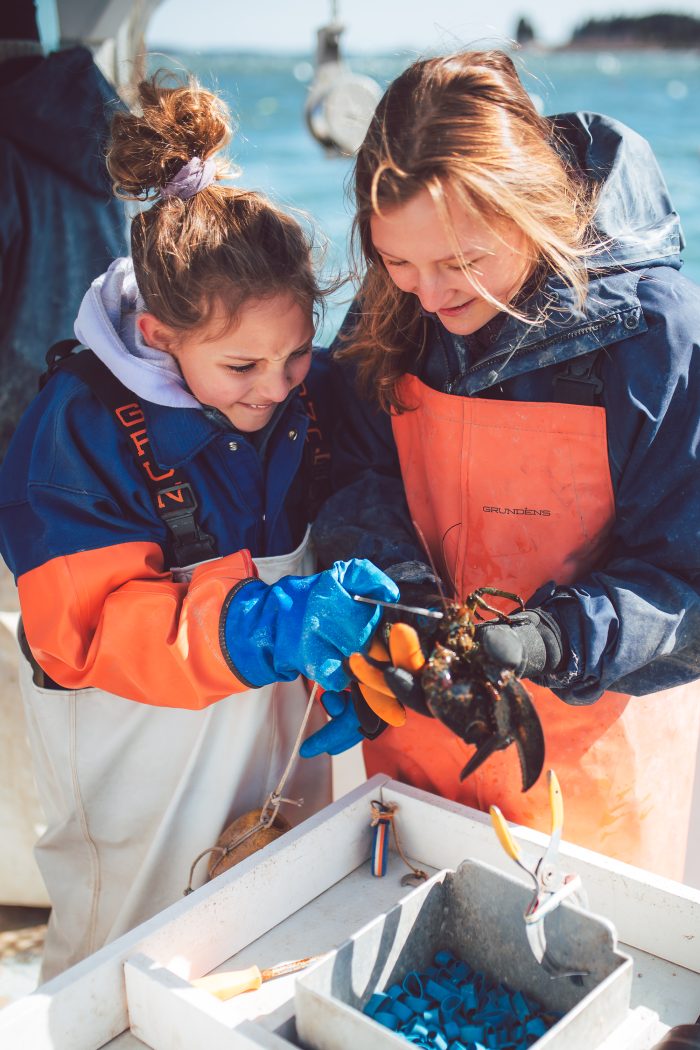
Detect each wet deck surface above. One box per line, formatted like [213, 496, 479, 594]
[0, 565, 46, 1008]
[0, 906, 47, 1007]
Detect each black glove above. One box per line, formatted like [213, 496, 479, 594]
[477, 608, 565, 679]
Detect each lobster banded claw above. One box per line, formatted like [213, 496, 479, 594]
[350, 682, 389, 740]
[383, 665, 431, 715]
[345, 622, 432, 724]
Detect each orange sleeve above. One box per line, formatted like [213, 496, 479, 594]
[18, 541, 257, 708]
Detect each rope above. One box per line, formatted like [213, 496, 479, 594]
[259, 681, 319, 829]
[184, 683, 318, 893]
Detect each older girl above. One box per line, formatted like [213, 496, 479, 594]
[310, 50, 700, 881]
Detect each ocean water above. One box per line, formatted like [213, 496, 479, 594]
[168, 49, 700, 342]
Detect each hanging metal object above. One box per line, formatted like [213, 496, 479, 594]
[490, 771, 589, 980]
[305, 1, 383, 156]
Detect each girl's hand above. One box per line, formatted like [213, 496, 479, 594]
[222, 559, 399, 691]
[300, 686, 388, 758]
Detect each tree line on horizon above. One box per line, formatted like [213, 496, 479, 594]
[515, 11, 700, 47]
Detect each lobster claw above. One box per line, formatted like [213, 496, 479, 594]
[506, 677, 546, 791]
[458, 675, 545, 792]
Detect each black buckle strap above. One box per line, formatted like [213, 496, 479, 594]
[157, 482, 216, 565]
[42, 343, 218, 567]
[553, 351, 604, 406]
[39, 338, 82, 390]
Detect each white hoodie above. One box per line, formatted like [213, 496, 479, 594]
[74, 257, 201, 410]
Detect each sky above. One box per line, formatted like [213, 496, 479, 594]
[146, 0, 700, 51]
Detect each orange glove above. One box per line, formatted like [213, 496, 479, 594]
[346, 622, 431, 723]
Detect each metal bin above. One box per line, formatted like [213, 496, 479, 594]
[295, 858, 632, 1050]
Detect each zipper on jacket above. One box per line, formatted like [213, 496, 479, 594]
[460, 313, 626, 380]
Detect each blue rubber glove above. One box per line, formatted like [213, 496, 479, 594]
[300, 690, 363, 757]
[300, 686, 389, 758]
[223, 559, 399, 692]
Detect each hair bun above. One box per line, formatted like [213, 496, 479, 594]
[108, 71, 233, 201]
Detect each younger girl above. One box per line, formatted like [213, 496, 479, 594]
[310, 50, 700, 882]
[0, 74, 396, 978]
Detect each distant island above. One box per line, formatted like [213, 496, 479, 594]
[516, 12, 700, 49]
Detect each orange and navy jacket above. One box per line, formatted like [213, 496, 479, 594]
[0, 351, 331, 709]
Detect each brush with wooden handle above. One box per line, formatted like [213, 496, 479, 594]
[193, 955, 317, 1000]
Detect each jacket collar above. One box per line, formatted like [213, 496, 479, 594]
[436, 269, 646, 396]
[141, 392, 309, 469]
[420, 112, 682, 395]
[424, 108, 687, 396]
[550, 112, 683, 267]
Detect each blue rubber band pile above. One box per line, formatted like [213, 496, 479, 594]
[363, 949, 561, 1049]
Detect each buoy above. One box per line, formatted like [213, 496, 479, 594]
[207, 808, 291, 878]
[305, 1, 382, 156]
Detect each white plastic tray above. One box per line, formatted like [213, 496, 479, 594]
[0, 776, 698, 1049]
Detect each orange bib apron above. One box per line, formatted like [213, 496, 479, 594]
[364, 373, 700, 880]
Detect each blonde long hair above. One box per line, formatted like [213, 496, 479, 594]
[108, 72, 329, 338]
[343, 50, 599, 411]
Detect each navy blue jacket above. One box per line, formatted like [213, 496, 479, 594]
[0, 349, 332, 582]
[0, 47, 126, 459]
[313, 113, 700, 703]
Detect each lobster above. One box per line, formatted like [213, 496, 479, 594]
[417, 586, 545, 792]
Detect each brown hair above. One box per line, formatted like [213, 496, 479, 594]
[108, 72, 328, 338]
[343, 50, 599, 411]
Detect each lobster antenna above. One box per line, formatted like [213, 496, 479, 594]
[411, 518, 450, 608]
[439, 521, 462, 599]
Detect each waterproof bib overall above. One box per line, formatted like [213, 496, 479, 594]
[364, 374, 700, 880]
[19, 528, 331, 980]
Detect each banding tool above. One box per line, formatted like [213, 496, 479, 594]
[353, 594, 444, 619]
[490, 769, 588, 979]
